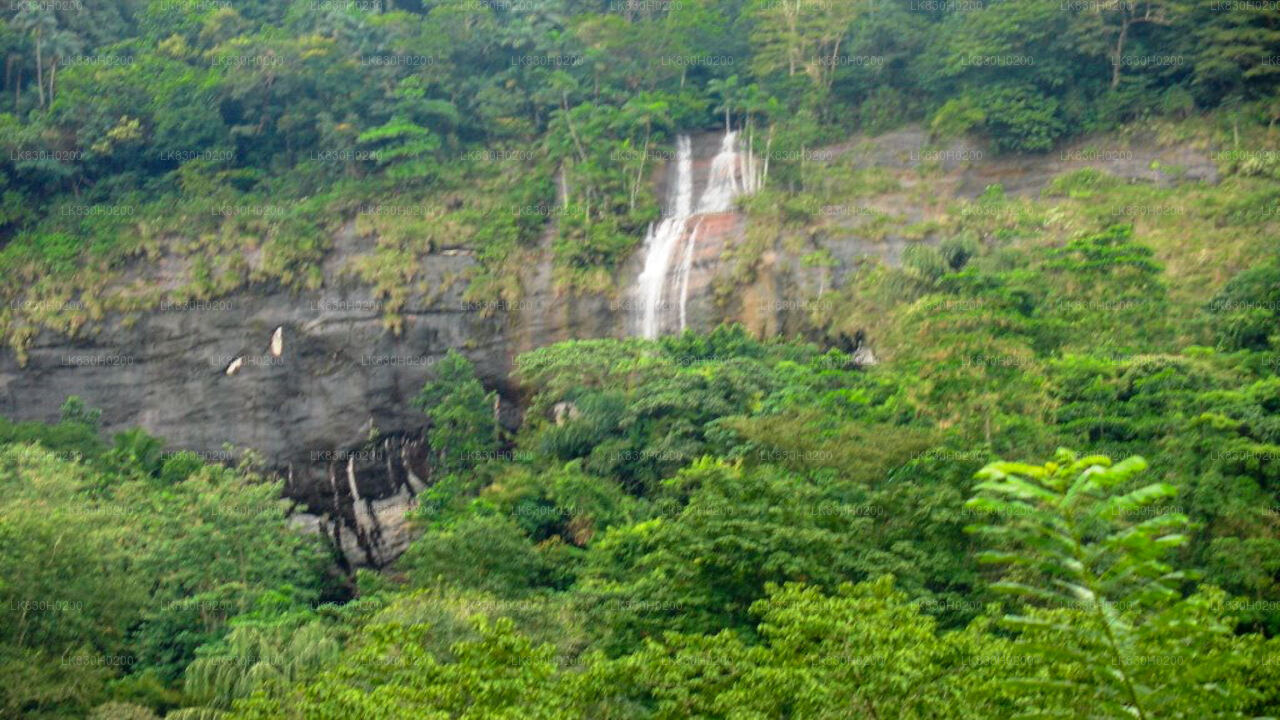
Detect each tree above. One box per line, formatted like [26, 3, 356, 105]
[1043, 224, 1169, 354]
[1081, 1, 1179, 90]
[971, 84, 1066, 153]
[227, 617, 573, 720]
[1207, 260, 1280, 352]
[576, 458, 882, 651]
[59, 395, 101, 431]
[12, 3, 56, 109]
[415, 350, 497, 473]
[1193, 0, 1280, 103]
[926, 1, 1082, 149]
[749, 0, 864, 96]
[0, 444, 143, 718]
[171, 600, 339, 719]
[966, 450, 1276, 717]
[400, 513, 555, 597]
[618, 92, 671, 211]
[580, 576, 1006, 720]
[43, 29, 81, 107]
[357, 117, 440, 182]
[706, 74, 739, 129]
[358, 76, 456, 182]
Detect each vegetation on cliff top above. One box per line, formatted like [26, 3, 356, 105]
[2, 0, 1280, 353]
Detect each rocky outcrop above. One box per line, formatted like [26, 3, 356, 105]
[0, 255, 509, 567]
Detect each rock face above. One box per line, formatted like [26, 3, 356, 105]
[707, 126, 1219, 339]
[0, 255, 510, 567]
[0, 126, 1218, 567]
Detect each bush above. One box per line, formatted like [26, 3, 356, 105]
[930, 96, 986, 141]
[401, 514, 558, 596]
[1208, 262, 1280, 351]
[975, 85, 1066, 153]
[1042, 167, 1123, 199]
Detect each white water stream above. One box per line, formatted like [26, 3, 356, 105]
[633, 130, 760, 338]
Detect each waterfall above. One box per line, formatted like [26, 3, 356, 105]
[697, 130, 747, 214]
[676, 218, 704, 332]
[633, 130, 761, 338]
[636, 135, 695, 339]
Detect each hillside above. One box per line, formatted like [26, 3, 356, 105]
[3, 1, 1280, 718]
[0, 121, 1255, 568]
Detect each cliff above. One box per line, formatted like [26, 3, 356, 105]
[0, 126, 1219, 566]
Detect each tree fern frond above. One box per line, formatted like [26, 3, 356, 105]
[975, 462, 1050, 483]
[1094, 483, 1177, 522]
[976, 476, 1062, 504]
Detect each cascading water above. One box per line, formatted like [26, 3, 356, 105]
[633, 130, 760, 338]
[696, 130, 759, 214]
[635, 135, 694, 339]
[675, 218, 704, 331]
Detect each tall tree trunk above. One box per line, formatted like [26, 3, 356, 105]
[826, 36, 843, 94]
[34, 33, 45, 109]
[1110, 19, 1129, 89]
[787, 0, 799, 76]
[763, 126, 774, 186]
[630, 129, 650, 213]
[560, 93, 588, 164]
[48, 58, 56, 106]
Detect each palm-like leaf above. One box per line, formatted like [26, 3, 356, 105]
[964, 449, 1234, 719]
[177, 617, 339, 717]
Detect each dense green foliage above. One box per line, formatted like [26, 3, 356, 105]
[8, 289, 1280, 716]
[0, 415, 335, 718]
[3, 0, 1280, 717]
